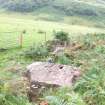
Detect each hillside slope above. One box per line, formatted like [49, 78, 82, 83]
[0, 0, 105, 27]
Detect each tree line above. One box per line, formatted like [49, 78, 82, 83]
[0, 0, 105, 17]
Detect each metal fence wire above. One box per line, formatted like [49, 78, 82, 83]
[0, 31, 49, 49]
[0, 32, 19, 49]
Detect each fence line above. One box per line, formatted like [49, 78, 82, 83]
[0, 31, 48, 49]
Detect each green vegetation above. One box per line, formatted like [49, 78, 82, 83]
[0, 80, 32, 105]
[0, 13, 104, 49]
[54, 31, 69, 42]
[23, 45, 49, 59]
[1, 31, 105, 105]
[73, 34, 105, 105]
[0, 94, 31, 105]
[0, 0, 105, 27]
[1, 0, 105, 105]
[44, 88, 86, 105]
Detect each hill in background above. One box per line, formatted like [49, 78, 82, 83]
[0, 0, 105, 27]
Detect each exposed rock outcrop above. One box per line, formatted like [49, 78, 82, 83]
[25, 62, 81, 101]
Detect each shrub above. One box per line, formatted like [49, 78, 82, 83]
[0, 81, 32, 105]
[95, 45, 105, 54]
[23, 45, 49, 59]
[74, 63, 105, 105]
[43, 88, 86, 105]
[54, 31, 69, 42]
[56, 54, 71, 65]
[0, 94, 32, 105]
[76, 34, 96, 50]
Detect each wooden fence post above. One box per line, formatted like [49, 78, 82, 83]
[45, 32, 47, 43]
[20, 33, 23, 48]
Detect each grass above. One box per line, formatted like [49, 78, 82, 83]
[1, 33, 105, 105]
[0, 13, 105, 49]
[0, 12, 105, 105]
[1, 0, 105, 28]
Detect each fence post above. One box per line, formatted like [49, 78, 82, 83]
[20, 33, 23, 48]
[45, 32, 47, 43]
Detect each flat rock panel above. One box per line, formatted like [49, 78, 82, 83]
[26, 62, 81, 87]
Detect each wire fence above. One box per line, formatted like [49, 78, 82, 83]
[0, 32, 19, 49]
[0, 31, 49, 49]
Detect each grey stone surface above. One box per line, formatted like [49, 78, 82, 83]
[26, 62, 81, 87]
[26, 62, 81, 101]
